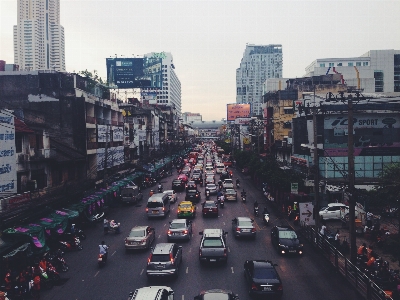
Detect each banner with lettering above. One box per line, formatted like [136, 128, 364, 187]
[0, 110, 17, 196]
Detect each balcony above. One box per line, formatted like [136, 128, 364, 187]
[86, 116, 96, 124]
[96, 118, 104, 125]
[111, 120, 118, 126]
[87, 142, 98, 150]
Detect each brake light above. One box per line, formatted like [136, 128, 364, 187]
[236, 227, 240, 232]
[277, 284, 283, 291]
[178, 209, 181, 213]
[199, 249, 202, 256]
[168, 230, 172, 235]
[252, 228, 256, 233]
[147, 254, 152, 263]
[170, 253, 174, 263]
[223, 248, 227, 256]
[183, 230, 188, 234]
[191, 209, 194, 212]
[124, 238, 127, 243]
[251, 283, 258, 291]
[163, 207, 165, 211]
[146, 207, 149, 212]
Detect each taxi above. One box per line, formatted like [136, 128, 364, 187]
[177, 201, 196, 218]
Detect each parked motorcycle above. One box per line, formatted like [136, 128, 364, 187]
[46, 250, 68, 272]
[56, 234, 83, 251]
[71, 224, 86, 240]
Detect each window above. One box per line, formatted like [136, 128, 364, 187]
[329, 63, 334, 67]
[356, 62, 361, 66]
[337, 63, 342, 66]
[319, 63, 325, 67]
[348, 62, 353, 66]
[363, 62, 369, 66]
[374, 71, 384, 92]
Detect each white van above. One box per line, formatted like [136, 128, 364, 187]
[216, 163, 225, 174]
[146, 193, 170, 218]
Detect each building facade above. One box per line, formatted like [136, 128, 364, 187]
[304, 50, 400, 94]
[13, 0, 66, 71]
[236, 44, 283, 116]
[182, 112, 202, 123]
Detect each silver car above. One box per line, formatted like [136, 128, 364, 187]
[167, 219, 193, 241]
[164, 189, 178, 203]
[223, 179, 234, 190]
[224, 188, 237, 201]
[232, 217, 256, 239]
[206, 183, 218, 195]
[125, 226, 155, 250]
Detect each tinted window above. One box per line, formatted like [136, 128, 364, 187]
[204, 202, 216, 208]
[203, 293, 230, 300]
[129, 230, 145, 237]
[278, 230, 297, 239]
[170, 222, 186, 229]
[254, 267, 278, 279]
[180, 204, 192, 208]
[150, 254, 170, 262]
[147, 202, 163, 208]
[203, 238, 223, 247]
[238, 220, 253, 227]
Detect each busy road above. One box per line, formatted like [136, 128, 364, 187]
[44, 156, 361, 300]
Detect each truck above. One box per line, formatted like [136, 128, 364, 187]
[121, 185, 143, 204]
[198, 228, 228, 264]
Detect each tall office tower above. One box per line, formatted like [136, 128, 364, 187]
[236, 44, 282, 116]
[143, 52, 182, 115]
[13, 0, 65, 71]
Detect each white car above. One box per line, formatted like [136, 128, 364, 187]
[319, 203, 349, 220]
[223, 179, 234, 190]
[164, 190, 178, 203]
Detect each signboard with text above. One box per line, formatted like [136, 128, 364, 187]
[227, 104, 251, 121]
[299, 202, 315, 225]
[0, 111, 17, 196]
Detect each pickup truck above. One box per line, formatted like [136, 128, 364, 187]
[199, 229, 228, 264]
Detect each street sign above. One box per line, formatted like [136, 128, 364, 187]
[299, 202, 315, 225]
[291, 183, 298, 194]
[243, 137, 250, 144]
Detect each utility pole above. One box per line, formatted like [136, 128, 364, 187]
[347, 96, 356, 263]
[313, 88, 320, 229]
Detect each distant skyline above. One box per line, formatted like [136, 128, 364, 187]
[1, 0, 400, 120]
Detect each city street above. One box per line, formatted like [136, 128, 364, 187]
[43, 169, 361, 300]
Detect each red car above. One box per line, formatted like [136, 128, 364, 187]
[202, 201, 219, 217]
[178, 174, 189, 183]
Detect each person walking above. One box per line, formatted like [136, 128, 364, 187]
[334, 229, 340, 247]
[320, 222, 327, 236]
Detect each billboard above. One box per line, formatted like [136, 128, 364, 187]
[106, 58, 151, 89]
[227, 104, 251, 121]
[323, 114, 400, 156]
[0, 111, 17, 196]
[141, 91, 158, 104]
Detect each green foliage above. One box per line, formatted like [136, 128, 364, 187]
[78, 69, 105, 84]
[376, 163, 400, 207]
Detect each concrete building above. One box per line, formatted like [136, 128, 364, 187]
[182, 112, 202, 123]
[236, 44, 283, 116]
[142, 52, 182, 115]
[304, 50, 400, 94]
[13, 0, 66, 71]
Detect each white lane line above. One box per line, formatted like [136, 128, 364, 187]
[111, 251, 116, 256]
[223, 222, 225, 226]
[140, 269, 144, 275]
[164, 223, 167, 227]
[231, 267, 234, 273]
[158, 234, 161, 238]
[186, 267, 189, 273]
[94, 271, 100, 277]
[228, 247, 231, 252]
[189, 248, 192, 253]
[182, 295, 184, 300]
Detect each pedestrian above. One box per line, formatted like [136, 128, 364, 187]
[335, 229, 340, 247]
[149, 190, 154, 197]
[320, 222, 327, 236]
[103, 218, 109, 234]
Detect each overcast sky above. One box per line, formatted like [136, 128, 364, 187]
[1, 0, 400, 120]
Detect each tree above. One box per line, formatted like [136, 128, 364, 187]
[78, 69, 105, 84]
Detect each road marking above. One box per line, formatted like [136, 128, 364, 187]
[94, 271, 99, 277]
[189, 248, 192, 252]
[182, 295, 184, 300]
[223, 222, 225, 225]
[228, 247, 231, 252]
[186, 267, 189, 273]
[111, 251, 116, 256]
[140, 269, 144, 275]
[158, 234, 161, 238]
[231, 267, 234, 273]
[164, 223, 167, 227]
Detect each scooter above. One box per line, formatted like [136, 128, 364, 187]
[236, 182, 240, 189]
[58, 236, 83, 251]
[158, 184, 163, 193]
[241, 195, 246, 203]
[109, 222, 121, 234]
[71, 225, 86, 240]
[98, 252, 108, 267]
[263, 213, 270, 225]
[254, 206, 259, 217]
[219, 196, 225, 208]
[205, 190, 210, 200]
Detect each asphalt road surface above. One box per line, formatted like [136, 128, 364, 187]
[44, 168, 361, 300]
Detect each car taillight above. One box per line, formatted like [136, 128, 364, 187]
[178, 209, 181, 213]
[251, 283, 258, 291]
[170, 253, 174, 263]
[163, 207, 165, 211]
[199, 249, 202, 256]
[183, 230, 188, 234]
[146, 207, 149, 212]
[124, 238, 127, 243]
[168, 230, 172, 235]
[252, 228, 256, 233]
[191, 209, 194, 212]
[236, 227, 240, 232]
[147, 254, 152, 263]
[223, 248, 227, 256]
[277, 284, 283, 291]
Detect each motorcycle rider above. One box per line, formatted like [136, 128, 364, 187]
[236, 178, 240, 187]
[99, 241, 109, 262]
[263, 206, 269, 215]
[103, 218, 109, 234]
[254, 200, 259, 214]
[241, 189, 246, 199]
[109, 220, 120, 233]
[157, 182, 163, 192]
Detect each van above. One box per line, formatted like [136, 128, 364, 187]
[128, 286, 174, 300]
[121, 185, 143, 204]
[216, 163, 225, 174]
[146, 193, 170, 218]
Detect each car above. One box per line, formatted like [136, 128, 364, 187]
[185, 189, 201, 202]
[172, 179, 185, 192]
[146, 243, 183, 278]
[177, 201, 196, 218]
[194, 289, 239, 300]
[205, 170, 215, 177]
[224, 188, 237, 201]
[223, 179, 234, 190]
[202, 200, 218, 217]
[205, 176, 215, 185]
[186, 180, 197, 191]
[128, 286, 174, 300]
[168, 219, 193, 241]
[177, 174, 189, 183]
[232, 217, 256, 239]
[198, 229, 228, 264]
[205, 183, 218, 195]
[164, 189, 178, 203]
[271, 225, 303, 255]
[244, 260, 283, 298]
[319, 203, 349, 220]
[182, 169, 191, 177]
[125, 226, 155, 251]
[220, 171, 230, 181]
[192, 174, 203, 187]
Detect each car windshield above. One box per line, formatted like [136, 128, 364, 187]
[238, 220, 253, 227]
[278, 230, 297, 239]
[254, 267, 278, 280]
[129, 230, 145, 237]
[207, 184, 216, 189]
[203, 238, 223, 247]
[204, 202, 216, 208]
[225, 189, 235, 194]
[224, 180, 232, 184]
[179, 204, 192, 208]
[170, 222, 186, 229]
[150, 254, 170, 262]
[147, 202, 163, 208]
[203, 294, 230, 300]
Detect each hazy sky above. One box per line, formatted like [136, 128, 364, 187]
[1, 0, 400, 120]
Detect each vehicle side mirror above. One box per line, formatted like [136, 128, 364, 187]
[178, 246, 183, 249]
[199, 231, 203, 235]
[194, 296, 201, 300]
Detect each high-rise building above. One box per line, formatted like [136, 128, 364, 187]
[13, 0, 65, 71]
[304, 50, 400, 93]
[236, 44, 282, 116]
[142, 52, 182, 115]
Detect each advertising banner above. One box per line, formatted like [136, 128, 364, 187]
[227, 104, 251, 121]
[96, 148, 105, 171]
[0, 110, 17, 196]
[97, 125, 110, 142]
[234, 117, 252, 125]
[141, 92, 157, 105]
[106, 57, 151, 88]
[112, 126, 123, 142]
[138, 129, 146, 142]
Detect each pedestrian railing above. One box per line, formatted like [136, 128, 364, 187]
[300, 225, 393, 300]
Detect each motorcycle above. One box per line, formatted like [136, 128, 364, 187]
[71, 225, 86, 240]
[236, 182, 240, 188]
[157, 184, 163, 193]
[205, 190, 210, 200]
[98, 253, 108, 267]
[241, 195, 246, 203]
[107, 221, 121, 234]
[254, 206, 259, 217]
[57, 234, 83, 251]
[219, 196, 225, 208]
[263, 213, 270, 225]
[48, 251, 69, 272]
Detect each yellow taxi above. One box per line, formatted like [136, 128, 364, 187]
[177, 201, 196, 218]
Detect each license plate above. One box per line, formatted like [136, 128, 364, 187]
[209, 209, 213, 211]
[152, 210, 159, 214]
[289, 250, 297, 253]
[243, 229, 250, 232]
[210, 259, 216, 262]
[263, 287, 272, 291]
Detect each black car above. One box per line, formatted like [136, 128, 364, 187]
[220, 171, 230, 181]
[271, 225, 303, 255]
[244, 260, 283, 298]
[192, 174, 203, 187]
[194, 289, 239, 300]
[172, 179, 185, 192]
[186, 180, 197, 191]
[185, 189, 201, 203]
